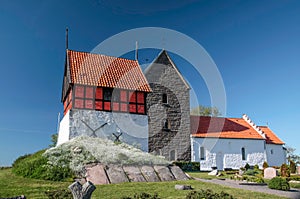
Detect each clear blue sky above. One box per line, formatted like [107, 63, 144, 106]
[0, 0, 299, 166]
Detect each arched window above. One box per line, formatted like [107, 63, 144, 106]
[241, 147, 246, 160]
[162, 93, 168, 104]
[271, 149, 273, 155]
[163, 119, 171, 131]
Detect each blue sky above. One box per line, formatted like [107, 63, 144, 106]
[0, 0, 299, 166]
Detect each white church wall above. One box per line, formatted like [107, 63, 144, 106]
[191, 137, 266, 171]
[266, 144, 286, 166]
[57, 109, 149, 151]
[57, 110, 70, 146]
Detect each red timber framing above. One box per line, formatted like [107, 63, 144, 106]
[63, 84, 147, 115]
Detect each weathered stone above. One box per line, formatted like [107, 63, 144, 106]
[297, 166, 300, 174]
[85, 164, 109, 185]
[169, 165, 189, 180]
[174, 184, 192, 190]
[123, 166, 146, 182]
[69, 181, 96, 199]
[264, 167, 277, 179]
[154, 165, 175, 181]
[105, 165, 129, 184]
[140, 165, 160, 182]
[208, 169, 218, 176]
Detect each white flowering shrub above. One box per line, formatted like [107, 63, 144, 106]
[44, 136, 169, 175]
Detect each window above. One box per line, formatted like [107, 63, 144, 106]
[200, 146, 205, 160]
[170, 150, 176, 161]
[103, 88, 113, 101]
[271, 149, 273, 155]
[162, 93, 168, 104]
[163, 119, 171, 131]
[241, 147, 246, 160]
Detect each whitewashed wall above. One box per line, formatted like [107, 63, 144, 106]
[266, 144, 286, 166]
[57, 110, 70, 146]
[191, 137, 266, 171]
[57, 109, 149, 151]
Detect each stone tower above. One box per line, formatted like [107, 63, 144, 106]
[145, 50, 191, 161]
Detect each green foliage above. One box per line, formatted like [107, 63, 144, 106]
[263, 161, 269, 169]
[173, 161, 200, 172]
[280, 163, 290, 177]
[286, 146, 300, 165]
[290, 160, 296, 173]
[49, 133, 58, 147]
[255, 177, 265, 184]
[253, 164, 259, 170]
[121, 192, 160, 199]
[268, 177, 290, 191]
[12, 150, 74, 181]
[185, 189, 235, 199]
[45, 189, 72, 199]
[190, 105, 221, 116]
[244, 163, 250, 171]
[243, 169, 261, 176]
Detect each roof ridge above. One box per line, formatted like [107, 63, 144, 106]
[242, 114, 266, 139]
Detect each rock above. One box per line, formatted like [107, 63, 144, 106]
[174, 184, 192, 190]
[105, 165, 129, 184]
[264, 167, 277, 179]
[208, 169, 218, 176]
[140, 165, 160, 182]
[85, 164, 109, 185]
[123, 166, 146, 182]
[239, 169, 244, 175]
[154, 166, 175, 181]
[69, 181, 96, 199]
[169, 166, 189, 181]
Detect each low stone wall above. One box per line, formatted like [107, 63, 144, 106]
[85, 164, 189, 185]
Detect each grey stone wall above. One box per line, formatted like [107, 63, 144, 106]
[68, 109, 148, 151]
[145, 50, 191, 161]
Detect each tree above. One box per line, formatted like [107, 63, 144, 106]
[286, 146, 300, 166]
[49, 133, 58, 147]
[190, 105, 221, 116]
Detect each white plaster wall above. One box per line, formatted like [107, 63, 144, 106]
[266, 144, 286, 166]
[191, 137, 266, 171]
[57, 110, 70, 146]
[68, 110, 149, 152]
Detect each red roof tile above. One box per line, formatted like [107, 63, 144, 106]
[191, 116, 265, 140]
[67, 50, 151, 92]
[259, 126, 284, 145]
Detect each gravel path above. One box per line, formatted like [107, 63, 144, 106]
[195, 178, 300, 199]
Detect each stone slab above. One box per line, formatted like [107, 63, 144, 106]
[123, 166, 146, 182]
[169, 166, 189, 180]
[154, 165, 175, 181]
[264, 167, 277, 179]
[208, 169, 218, 176]
[175, 184, 192, 190]
[140, 166, 160, 182]
[105, 165, 129, 184]
[85, 164, 109, 185]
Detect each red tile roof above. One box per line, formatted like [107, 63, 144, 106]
[191, 116, 265, 140]
[67, 49, 151, 92]
[259, 126, 285, 145]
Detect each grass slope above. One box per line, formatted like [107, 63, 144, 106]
[0, 168, 289, 199]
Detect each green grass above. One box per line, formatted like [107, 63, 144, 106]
[0, 168, 290, 199]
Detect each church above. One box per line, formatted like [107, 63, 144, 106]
[57, 47, 286, 170]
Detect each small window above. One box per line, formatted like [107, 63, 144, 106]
[241, 147, 246, 160]
[170, 150, 176, 161]
[103, 88, 112, 101]
[271, 149, 273, 155]
[163, 119, 171, 131]
[162, 93, 168, 104]
[200, 146, 205, 160]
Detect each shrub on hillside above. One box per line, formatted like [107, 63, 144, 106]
[268, 177, 290, 191]
[12, 150, 74, 181]
[45, 189, 72, 199]
[185, 189, 236, 199]
[173, 161, 200, 171]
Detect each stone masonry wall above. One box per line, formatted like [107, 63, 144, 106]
[145, 51, 191, 161]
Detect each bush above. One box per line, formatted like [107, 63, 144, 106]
[263, 161, 269, 169]
[186, 189, 236, 199]
[280, 163, 290, 177]
[253, 164, 259, 170]
[268, 177, 290, 191]
[173, 161, 200, 172]
[290, 160, 296, 174]
[244, 163, 250, 171]
[243, 169, 261, 176]
[45, 189, 72, 199]
[12, 150, 74, 181]
[121, 192, 160, 199]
